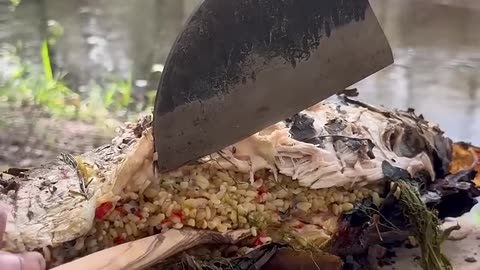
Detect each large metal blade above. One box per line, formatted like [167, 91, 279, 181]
[154, 0, 393, 172]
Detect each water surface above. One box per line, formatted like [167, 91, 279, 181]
[356, 0, 480, 144]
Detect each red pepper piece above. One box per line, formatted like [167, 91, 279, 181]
[134, 209, 144, 219]
[95, 202, 113, 220]
[254, 231, 268, 246]
[172, 210, 184, 220]
[161, 219, 173, 227]
[113, 236, 124, 245]
[255, 185, 268, 203]
[254, 238, 263, 246]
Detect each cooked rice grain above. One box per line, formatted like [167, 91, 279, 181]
[50, 166, 382, 265]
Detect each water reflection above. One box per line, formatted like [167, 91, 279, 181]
[355, 0, 480, 144]
[2, 0, 480, 144]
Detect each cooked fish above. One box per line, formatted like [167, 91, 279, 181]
[0, 95, 451, 268]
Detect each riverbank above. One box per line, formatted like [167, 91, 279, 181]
[0, 105, 118, 170]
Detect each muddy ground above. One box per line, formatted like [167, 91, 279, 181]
[0, 106, 118, 170]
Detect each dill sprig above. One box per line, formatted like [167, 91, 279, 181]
[397, 180, 452, 270]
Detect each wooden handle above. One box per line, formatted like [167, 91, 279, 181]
[51, 229, 250, 270]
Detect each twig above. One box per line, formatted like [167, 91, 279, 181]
[60, 152, 89, 199]
[373, 215, 384, 242]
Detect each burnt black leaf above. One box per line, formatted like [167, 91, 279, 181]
[381, 161, 411, 181]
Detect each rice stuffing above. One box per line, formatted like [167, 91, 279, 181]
[0, 96, 451, 268]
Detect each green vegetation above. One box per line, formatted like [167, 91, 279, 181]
[397, 180, 453, 270]
[8, 0, 21, 11]
[1, 1, 156, 125]
[0, 41, 154, 124]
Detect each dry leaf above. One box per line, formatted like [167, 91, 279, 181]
[449, 143, 480, 187]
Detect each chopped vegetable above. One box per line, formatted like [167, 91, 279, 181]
[254, 231, 269, 246]
[134, 209, 144, 219]
[171, 210, 184, 220]
[113, 236, 124, 245]
[95, 202, 114, 220]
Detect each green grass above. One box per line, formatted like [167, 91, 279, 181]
[41, 40, 53, 82]
[0, 41, 153, 124]
[2, 3, 153, 124]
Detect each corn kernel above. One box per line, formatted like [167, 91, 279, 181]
[205, 207, 212, 220]
[208, 219, 220, 230]
[235, 205, 247, 216]
[333, 193, 343, 203]
[256, 204, 265, 212]
[196, 210, 206, 221]
[372, 192, 381, 207]
[157, 196, 168, 207]
[341, 203, 354, 212]
[210, 195, 221, 205]
[189, 208, 197, 218]
[297, 202, 312, 212]
[144, 188, 158, 199]
[211, 208, 218, 218]
[276, 189, 289, 199]
[127, 213, 140, 223]
[113, 220, 122, 228]
[238, 183, 249, 190]
[187, 218, 196, 227]
[109, 228, 118, 238]
[238, 216, 247, 224]
[244, 202, 256, 212]
[173, 223, 184, 229]
[217, 223, 228, 233]
[194, 174, 210, 190]
[216, 171, 231, 182]
[165, 204, 175, 217]
[273, 199, 284, 207]
[251, 227, 258, 237]
[229, 211, 238, 223]
[331, 204, 341, 216]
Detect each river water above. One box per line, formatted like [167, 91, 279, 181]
[357, 0, 480, 145]
[1, 0, 480, 144]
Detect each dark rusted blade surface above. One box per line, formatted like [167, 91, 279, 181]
[154, 0, 393, 172]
